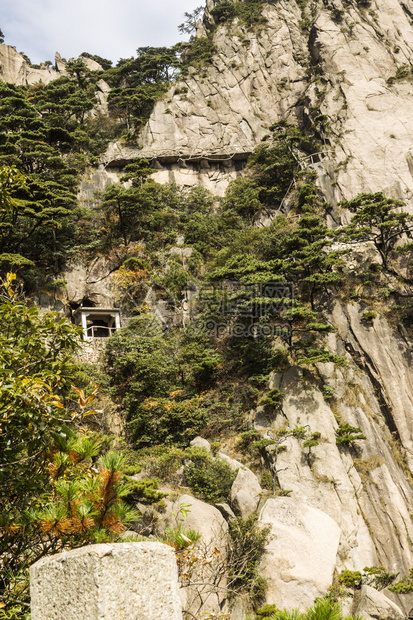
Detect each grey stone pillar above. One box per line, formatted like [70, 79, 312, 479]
[30, 542, 183, 620]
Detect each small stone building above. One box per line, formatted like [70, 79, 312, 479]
[73, 307, 121, 340]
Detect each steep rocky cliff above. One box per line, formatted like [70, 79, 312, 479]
[102, 0, 413, 209]
[0, 43, 103, 85]
[111, 2, 413, 616]
[4, 2, 413, 619]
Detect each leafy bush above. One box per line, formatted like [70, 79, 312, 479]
[361, 311, 376, 324]
[339, 569, 362, 589]
[210, 0, 267, 28]
[258, 388, 286, 409]
[184, 448, 237, 502]
[134, 446, 187, 480]
[123, 477, 167, 505]
[0, 605, 31, 619]
[178, 37, 216, 73]
[127, 394, 208, 448]
[338, 566, 398, 592]
[335, 423, 366, 446]
[363, 565, 398, 590]
[303, 431, 321, 449]
[260, 470, 273, 490]
[389, 567, 413, 593]
[227, 514, 271, 606]
[322, 385, 335, 400]
[254, 604, 279, 619]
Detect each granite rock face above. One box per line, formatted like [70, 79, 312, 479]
[161, 494, 228, 618]
[30, 542, 183, 620]
[0, 45, 64, 85]
[230, 464, 262, 519]
[259, 498, 341, 609]
[354, 585, 405, 620]
[15, 1, 413, 617]
[100, 0, 413, 206]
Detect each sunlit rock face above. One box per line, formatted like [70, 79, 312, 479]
[6, 2, 413, 617]
[104, 0, 413, 206]
[0, 44, 64, 85]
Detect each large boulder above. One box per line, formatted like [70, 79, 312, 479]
[259, 497, 341, 610]
[169, 493, 228, 546]
[230, 466, 262, 519]
[218, 453, 262, 519]
[164, 494, 229, 618]
[355, 585, 405, 620]
[190, 436, 211, 451]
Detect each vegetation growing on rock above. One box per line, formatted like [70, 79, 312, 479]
[3, 0, 413, 617]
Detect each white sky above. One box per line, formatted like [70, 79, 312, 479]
[2, 0, 204, 65]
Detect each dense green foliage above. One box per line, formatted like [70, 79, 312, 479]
[184, 448, 237, 502]
[335, 424, 367, 446]
[228, 515, 271, 604]
[338, 566, 397, 591]
[0, 289, 138, 613]
[337, 192, 413, 269]
[389, 567, 413, 593]
[210, 0, 268, 28]
[4, 11, 413, 616]
[0, 60, 115, 283]
[0, 34, 219, 283]
[103, 47, 180, 132]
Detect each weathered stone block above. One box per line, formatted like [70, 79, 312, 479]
[30, 542, 183, 620]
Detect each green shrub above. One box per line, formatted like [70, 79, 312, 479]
[127, 395, 208, 448]
[123, 477, 167, 505]
[238, 429, 263, 451]
[322, 385, 335, 400]
[361, 311, 376, 324]
[338, 566, 398, 592]
[160, 524, 201, 551]
[227, 514, 271, 606]
[255, 604, 279, 618]
[184, 448, 237, 503]
[364, 565, 398, 590]
[179, 36, 215, 72]
[210, 0, 267, 28]
[303, 432, 321, 449]
[339, 569, 362, 588]
[258, 388, 285, 409]
[331, 7, 344, 20]
[335, 424, 366, 446]
[389, 568, 413, 593]
[135, 446, 187, 480]
[260, 470, 273, 490]
[0, 605, 31, 619]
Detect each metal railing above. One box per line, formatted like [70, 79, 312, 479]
[86, 325, 117, 338]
